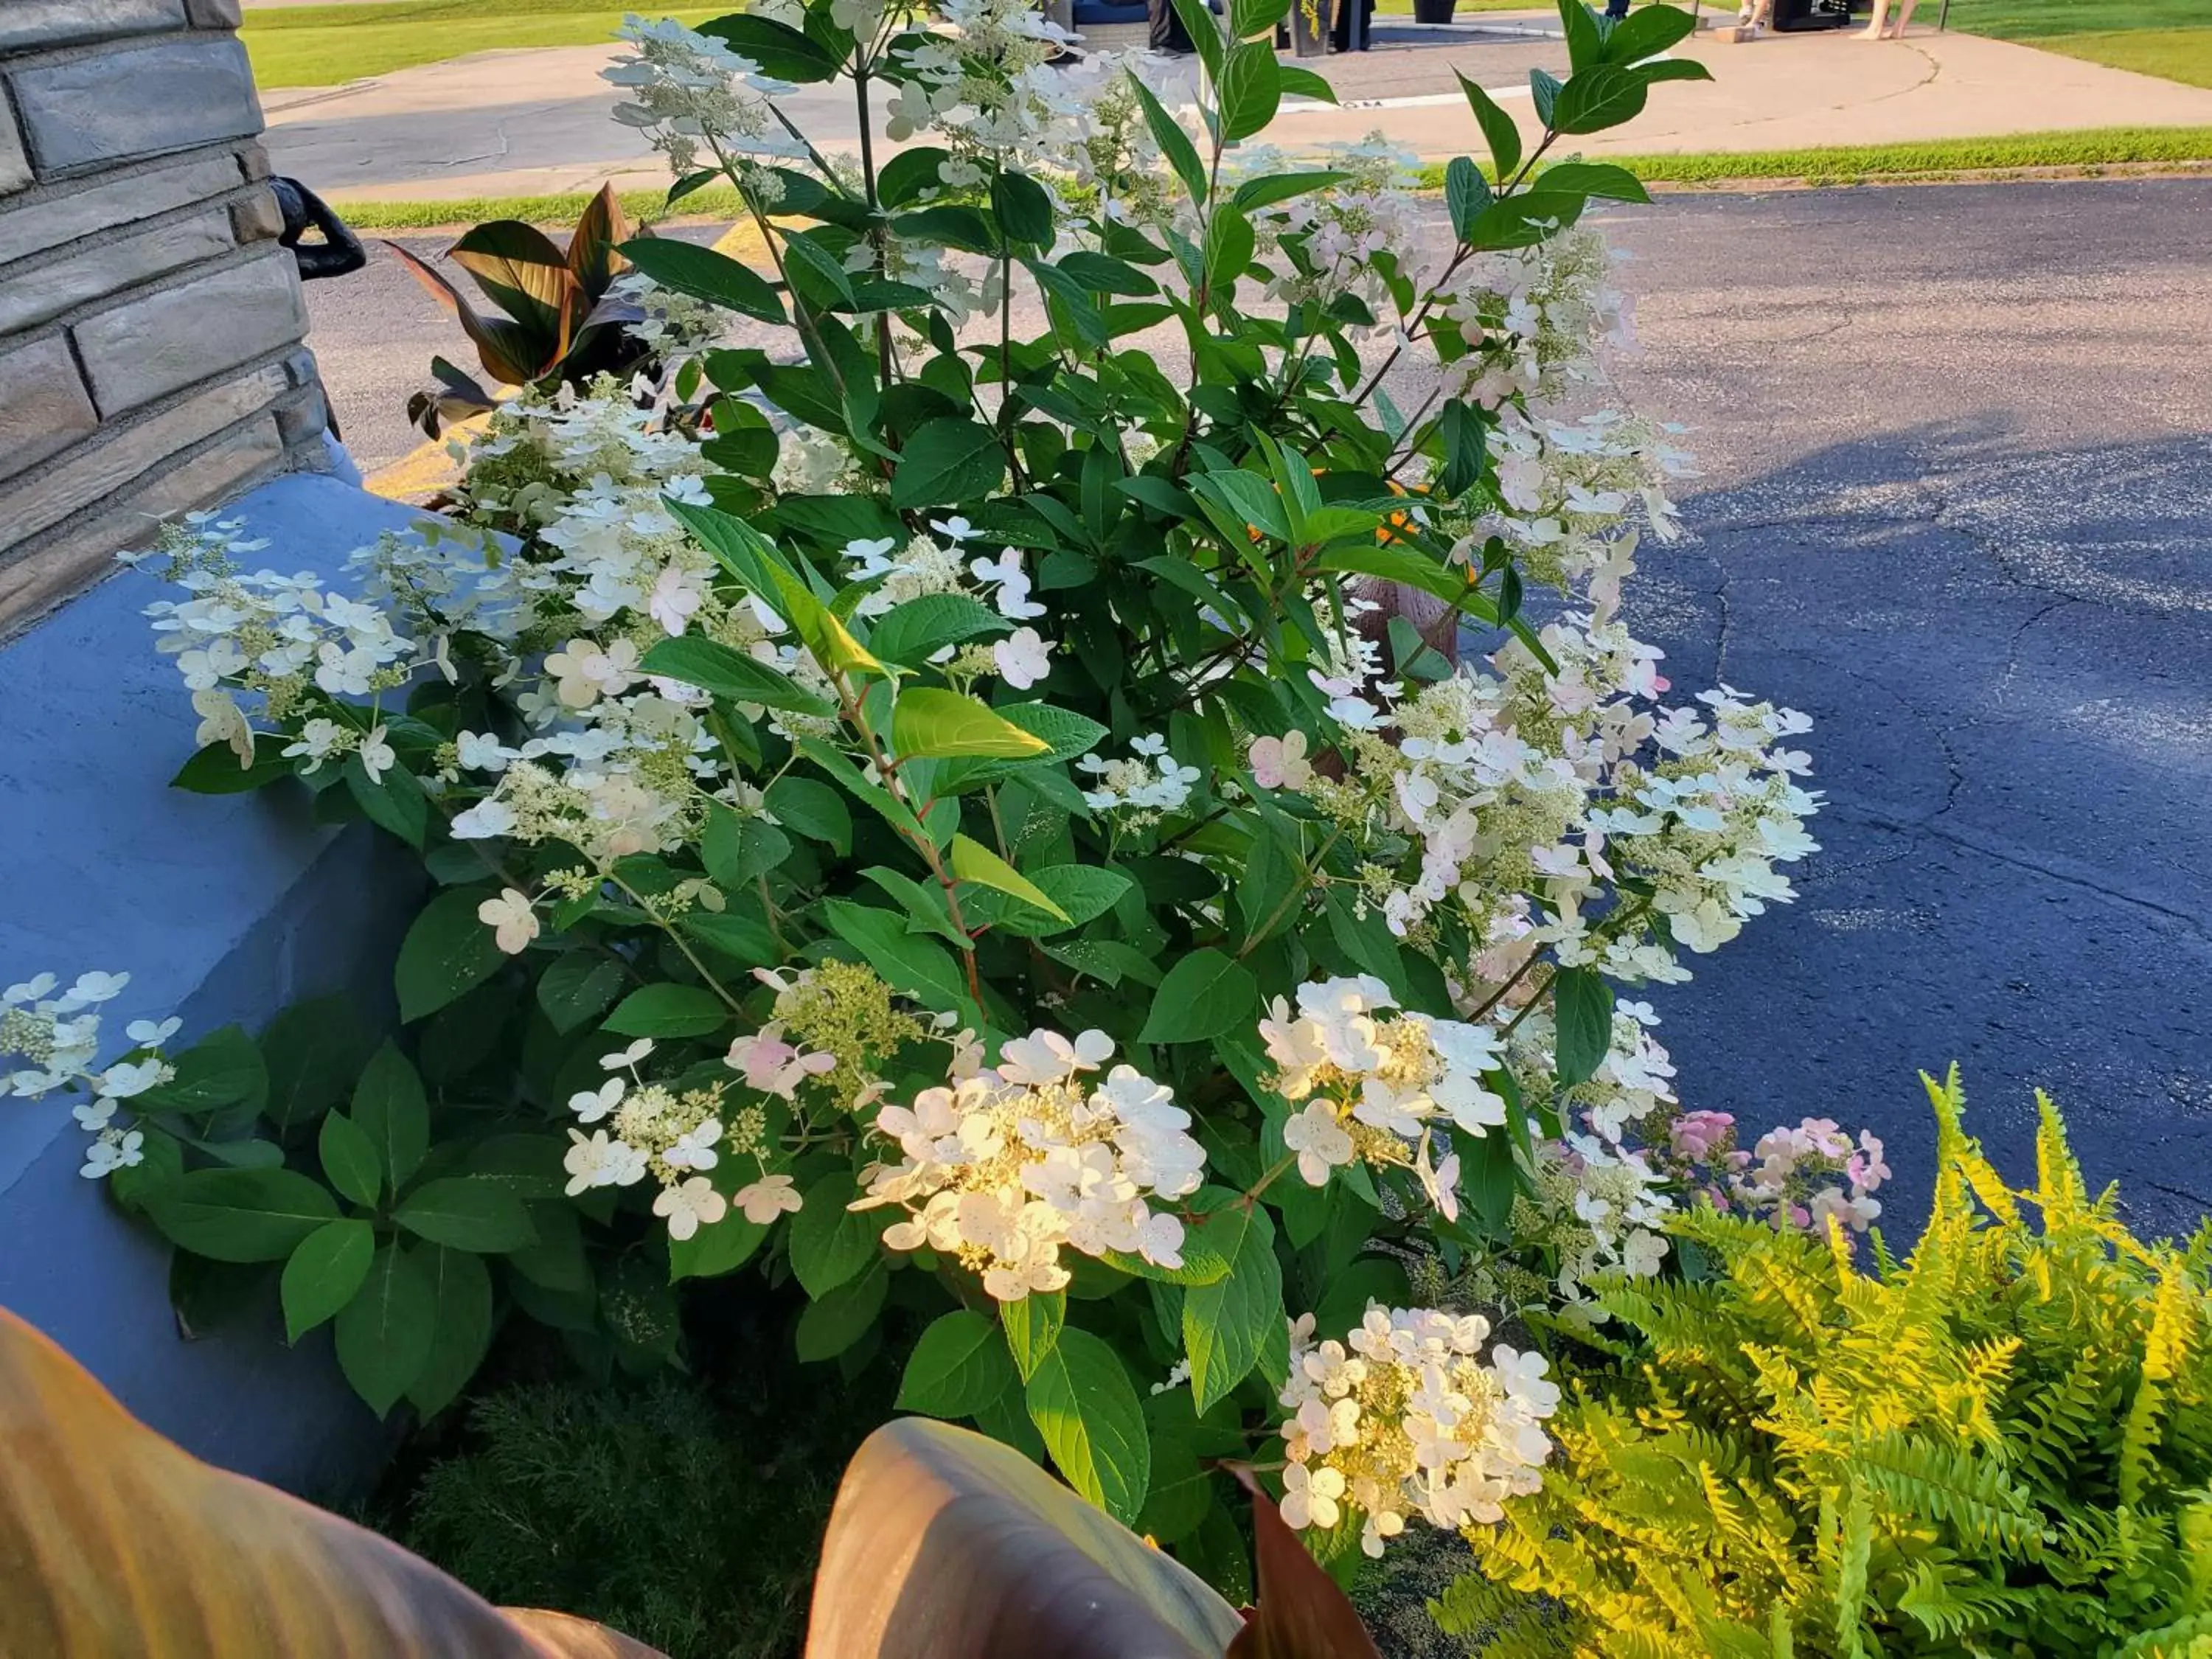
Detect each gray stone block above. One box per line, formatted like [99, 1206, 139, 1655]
[0, 417, 281, 630]
[0, 362, 290, 554]
[230, 187, 282, 246]
[1, 98, 29, 198]
[185, 0, 246, 27]
[0, 206, 234, 336]
[0, 0, 186, 55]
[274, 386, 330, 447]
[281, 345, 319, 389]
[0, 153, 246, 268]
[72, 248, 305, 416]
[10, 38, 262, 177]
[0, 337, 100, 486]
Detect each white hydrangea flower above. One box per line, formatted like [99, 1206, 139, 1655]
[476, 888, 540, 955]
[1258, 978, 1504, 1211]
[1276, 1304, 1559, 1556]
[856, 1030, 1205, 1301]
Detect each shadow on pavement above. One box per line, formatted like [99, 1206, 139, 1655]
[1633, 425, 2212, 1240]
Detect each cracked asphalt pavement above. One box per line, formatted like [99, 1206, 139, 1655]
[310, 178, 2212, 1234]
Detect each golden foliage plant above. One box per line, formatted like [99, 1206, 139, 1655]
[1434, 1070, 2212, 1659]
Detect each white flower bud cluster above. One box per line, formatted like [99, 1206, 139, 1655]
[1278, 1304, 1560, 1557]
[1078, 735, 1201, 820]
[605, 271, 727, 363]
[1, 971, 178, 1180]
[1512, 1134, 1674, 1315]
[855, 1029, 1205, 1301]
[128, 514, 420, 766]
[603, 17, 804, 177]
[1444, 224, 1632, 414]
[1241, 136, 1437, 324]
[1260, 975, 1506, 1218]
[563, 1037, 740, 1240]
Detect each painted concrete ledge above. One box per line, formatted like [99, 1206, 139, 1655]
[0, 470, 428, 1497]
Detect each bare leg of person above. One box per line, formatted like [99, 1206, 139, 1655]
[1885, 0, 1916, 34]
[1860, 0, 1889, 35]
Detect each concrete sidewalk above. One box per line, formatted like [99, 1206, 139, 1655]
[264, 18, 2212, 204]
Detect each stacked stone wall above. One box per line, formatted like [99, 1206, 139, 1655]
[0, 0, 330, 632]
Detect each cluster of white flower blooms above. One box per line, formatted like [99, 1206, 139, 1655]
[855, 1028, 1205, 1300]
[604, 16, 804, 177]
[563, 1037, 721, 1217]
[1260, 975, 1506, 1217]
[886, 0, 1079, 166]
[1278, 1304, 1559, 1555]
[606, 270, 728, 362]
[1479, 413, 1697, 601]
[1, 972, 176, 1179]
[1523, 1133, 1674, 1311]
[125, 514, 422, 768]
[1444, 224, 1632, 411]
[1293, 602, 1818, 1016]
[1079, 735, 1202, 821]
[1241, 136, 1437, 324]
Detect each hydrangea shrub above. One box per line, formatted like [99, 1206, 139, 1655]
[0, 0, 1879, 1586]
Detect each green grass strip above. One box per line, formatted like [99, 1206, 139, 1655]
[1413, 125, 2212, 189]
[335, 127, 2212, 232]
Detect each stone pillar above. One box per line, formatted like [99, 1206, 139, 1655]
[0, 0, 332, 633]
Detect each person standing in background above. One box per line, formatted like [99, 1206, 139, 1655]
[1861, 0, 1916, 35]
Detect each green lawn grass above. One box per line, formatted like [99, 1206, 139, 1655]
[1938, 0, 2212, 93]
[243, 0, 726, 87]
[2033, 28, 2212, 91]
[1935, 0, 2205, 40]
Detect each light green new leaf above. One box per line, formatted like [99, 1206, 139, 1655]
[1002, 1288, 1064, 1382]
[768, 563, 884, 680]
[1025, 1326, 1150, 1526]
[894, 687, 1052, 761]
[950, 834, 1071, 923]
